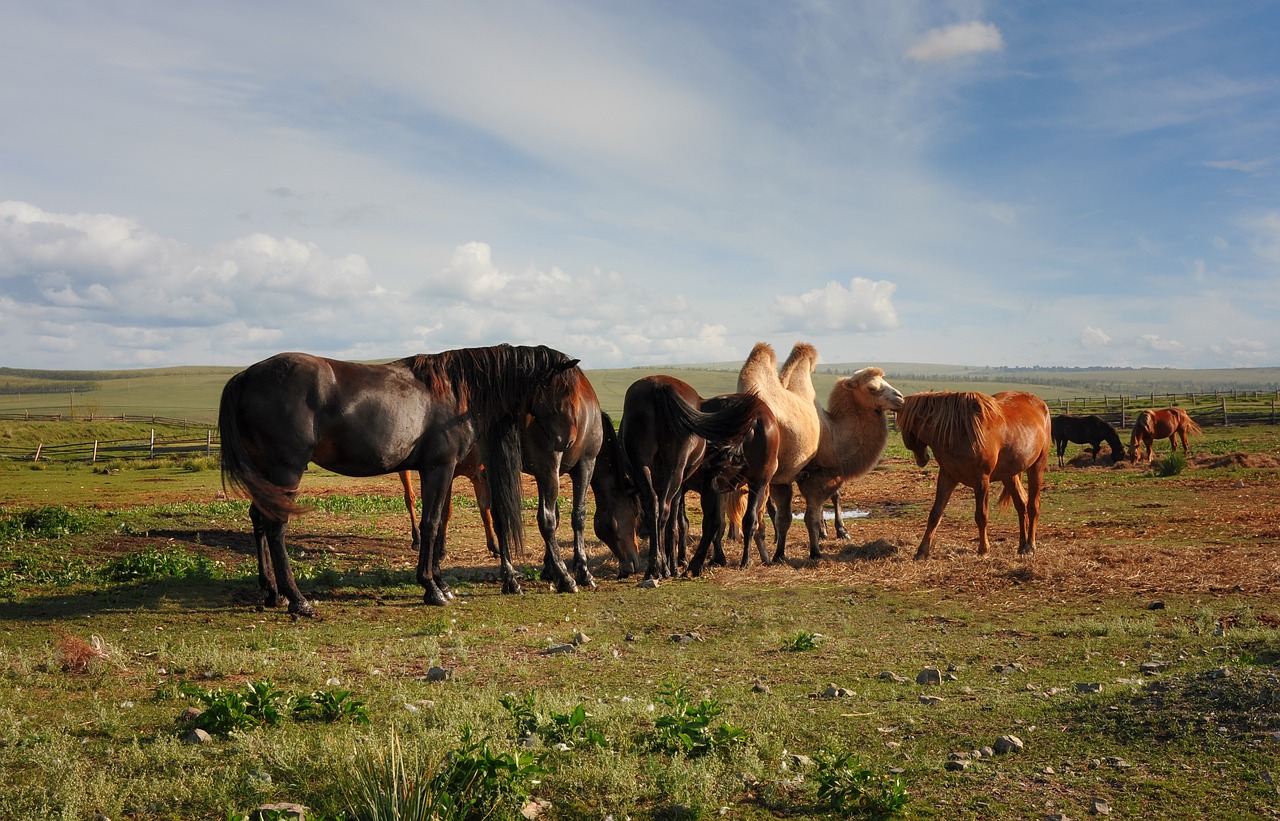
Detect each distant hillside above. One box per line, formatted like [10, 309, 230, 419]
[1, 361, 1277, 425]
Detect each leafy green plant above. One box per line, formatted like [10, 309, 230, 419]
[437, 726, 547, 816]
[782, 630, 819, 652]
[652, 683, 748, 758]
[294, 688, 370, 724]
[543, 703, 608, 749]
[812, 749, 909, 817]
[0, 505, 90, 542]
[180, 678, 292, 737]
[1152, 451, 1188, 476]
[499, 692, 540, 737]
[101, 544, 222, 581]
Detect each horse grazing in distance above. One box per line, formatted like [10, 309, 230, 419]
[1050, 414, 1125, 467]
[1130, 408, 1202, 462]
[219, 345, 583, 613]
[619, 375, 765, 580]
[395, 365, 606, 592]
[590, 411, 642, 579]
[896, 391, 1051, 560]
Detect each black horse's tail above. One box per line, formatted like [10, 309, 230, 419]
[478, 417, 526, 558]
[218, 371, 305, 522]
[655, 385, 761, 446]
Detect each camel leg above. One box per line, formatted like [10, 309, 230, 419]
[915, 472, 959, 561]
[768, 483, 794, 565]
[399, 470, 420, 550]
[831, 492, 849, 540]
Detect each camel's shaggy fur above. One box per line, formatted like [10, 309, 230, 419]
[737, 342, 822, 485]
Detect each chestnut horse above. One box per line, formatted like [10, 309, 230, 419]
[219, 345, 582, 613]
[896, 391, 1051, 560]
[1050, 414, 1125, 467]
[1129, 408, 1201, 462]
[618, 375, 765, 579]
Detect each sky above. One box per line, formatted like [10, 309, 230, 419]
[2, 1, 1278, 372]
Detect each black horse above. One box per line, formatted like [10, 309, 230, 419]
[1050, 414, 1125, 467]
[219, 344, 582, 614]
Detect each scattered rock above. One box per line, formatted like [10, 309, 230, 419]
[1104, 757, 1131, 769]
[544, 643, 577, 655]
[821, 683, 854, 698]
[250, 805, 305, 821]
[183, 728, 213, 745]
[878, 670, 908, 683]
[916, 667, 942, 685]
[637, 578, 659, 589]
[520, 798, 552, 819]
[1091, 797, 1111, 815]
[426, 665, 452, 682]
[1208, 667, 1231, 679]
[1139, 661, 1171, 675]
[1146, 600, 1166, 610]
[944, 759, 971, 771]
[1075, 682, 1103, 693]
[243, 769, 272, 786]
[948, 751, 971, 761]
[572, 631, 591, 645]
[670, 632, 702, 644]
[994, 734, 1024, 754]
[325, 677, 342, 686]
[787, 753, 814, 768]
[624, 633, 638, 642]
[177, 706, 203, 724]
[752, 679, 771, 694]
[993, 662, 1027, 674]
[919, 694, 944, 705]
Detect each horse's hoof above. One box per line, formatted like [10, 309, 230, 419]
[289, 600, 318, 618]
[1018, 546, 1036, 557]
[503, 580, 524, 595]
[422, 591, 449, 606]
[576, 572, 597, 590]
[263, 593, 283, 608]
[912, 551, 929, 561]
[808, 551, 823, 561]
[556, 578, 578, 594]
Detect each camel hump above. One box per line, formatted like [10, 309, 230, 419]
[737, 342, 779, 391]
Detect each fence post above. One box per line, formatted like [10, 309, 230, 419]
[149, 429, 156, 459]
[207, 429, 213, 457]
[1120, 396, 1126, 428]
[92, 441, 99, 463]
[1221, 397, 1228, 426]
[33, 443, 42, 462]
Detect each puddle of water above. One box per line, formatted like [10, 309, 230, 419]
[792, 509, 870, 520]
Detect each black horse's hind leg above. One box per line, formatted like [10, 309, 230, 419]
[251, 503, 315, 617]
[249, 504, 281, 608]
[769, 483, 794, 564]
[416, 469, 455, 606]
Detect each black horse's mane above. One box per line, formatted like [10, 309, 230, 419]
[401, 344, 577, 419]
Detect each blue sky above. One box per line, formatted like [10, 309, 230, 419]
[2, 1, 1278, 370]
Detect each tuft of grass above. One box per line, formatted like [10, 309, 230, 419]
[100, 544, 222, 582]
[1152, 451, 1188, 476]
[781, 630, 820, 652]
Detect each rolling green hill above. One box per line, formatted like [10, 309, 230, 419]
[2, 361, 1277, 424]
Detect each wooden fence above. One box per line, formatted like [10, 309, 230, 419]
[0, 391, 1277, 463]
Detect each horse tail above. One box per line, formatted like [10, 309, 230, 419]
[1180, 410, 1203, 436]
[218, 371, 305, 521]
[657, 386, 761, 446]
[998, 477, 1026, 510]
[477, 418, 526, 558]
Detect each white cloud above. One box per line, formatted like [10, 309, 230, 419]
[1080, 326, 1111, 349]
[905, 22, 1005, 63]
[1249, 211, 1280, 266]
[1137, 334, 1184, 353]
[774, 277, 900, 332]
[1202, 159, 1269, 173]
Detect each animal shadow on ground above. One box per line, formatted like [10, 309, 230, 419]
[833, 538, 902, 562]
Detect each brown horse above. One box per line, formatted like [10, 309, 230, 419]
[218, 345, 582, 613]
[896, 391, 1051, 560]
[618, 375, 765, 579]
[1129, 407, 1201, 461]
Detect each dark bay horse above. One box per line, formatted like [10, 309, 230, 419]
[683, 393, 779, 576]
[396, 366, 605, 592]
[219, 345, 582, 614]
[618, 375, 764, 580]
[1050, 414, 1125, 467]
[1130, 407, 1202, 461]
[590, 411, 642, 578]
[896, 391, 1051, 560]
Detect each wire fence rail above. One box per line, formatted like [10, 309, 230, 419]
[1, 392, 1277, 463]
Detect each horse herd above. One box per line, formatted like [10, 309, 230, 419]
[217, 343, 1201, 616]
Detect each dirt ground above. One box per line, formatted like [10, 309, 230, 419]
[73, 448, 1280, 607]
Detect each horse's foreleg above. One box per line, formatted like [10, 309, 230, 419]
[768, 483, 794, 565]
[535, 469, 578, 594]
[637, 467, 665, 580]
[568, 462, 597, 589]
[915, 472, 958, 560]
[973, 477, 992, 556]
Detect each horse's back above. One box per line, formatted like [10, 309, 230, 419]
[991, 392, 1051, 477]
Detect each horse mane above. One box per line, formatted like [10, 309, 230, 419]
[402, 344, 577, 419]
[896, 391, 999, 457]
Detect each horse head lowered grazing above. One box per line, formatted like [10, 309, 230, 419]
[896, 390, 1051, 560]
[218, 344, 583, 614]
[1051, 414, 1125, 467]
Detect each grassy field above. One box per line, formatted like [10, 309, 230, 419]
[0, 408, 1278, 819]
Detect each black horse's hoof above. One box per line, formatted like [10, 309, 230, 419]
[422, 590, 449, 606]
[555, 577, 578, 594]
[502, 580, 524, 595]
[263, 593, 283, 608]
[575, 570, 598, 590]
[288, 600, 318, 618]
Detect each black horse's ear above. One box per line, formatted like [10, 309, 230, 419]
[558, 359, 581, 373]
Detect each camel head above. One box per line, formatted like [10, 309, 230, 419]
[828, 367, 904, 416]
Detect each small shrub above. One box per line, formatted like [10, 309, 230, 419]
[100, 544, 221, 582]
[180, 678, 293, 737]
[294, 689, 370, 724]
[1152, 451, 1188, 477]
[0, 505, 89, 542]
[812, 748, 909, 817]
[652, 682, 748, 758]
[499, 692, 540, 737]
[782, 630, 819, 652]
